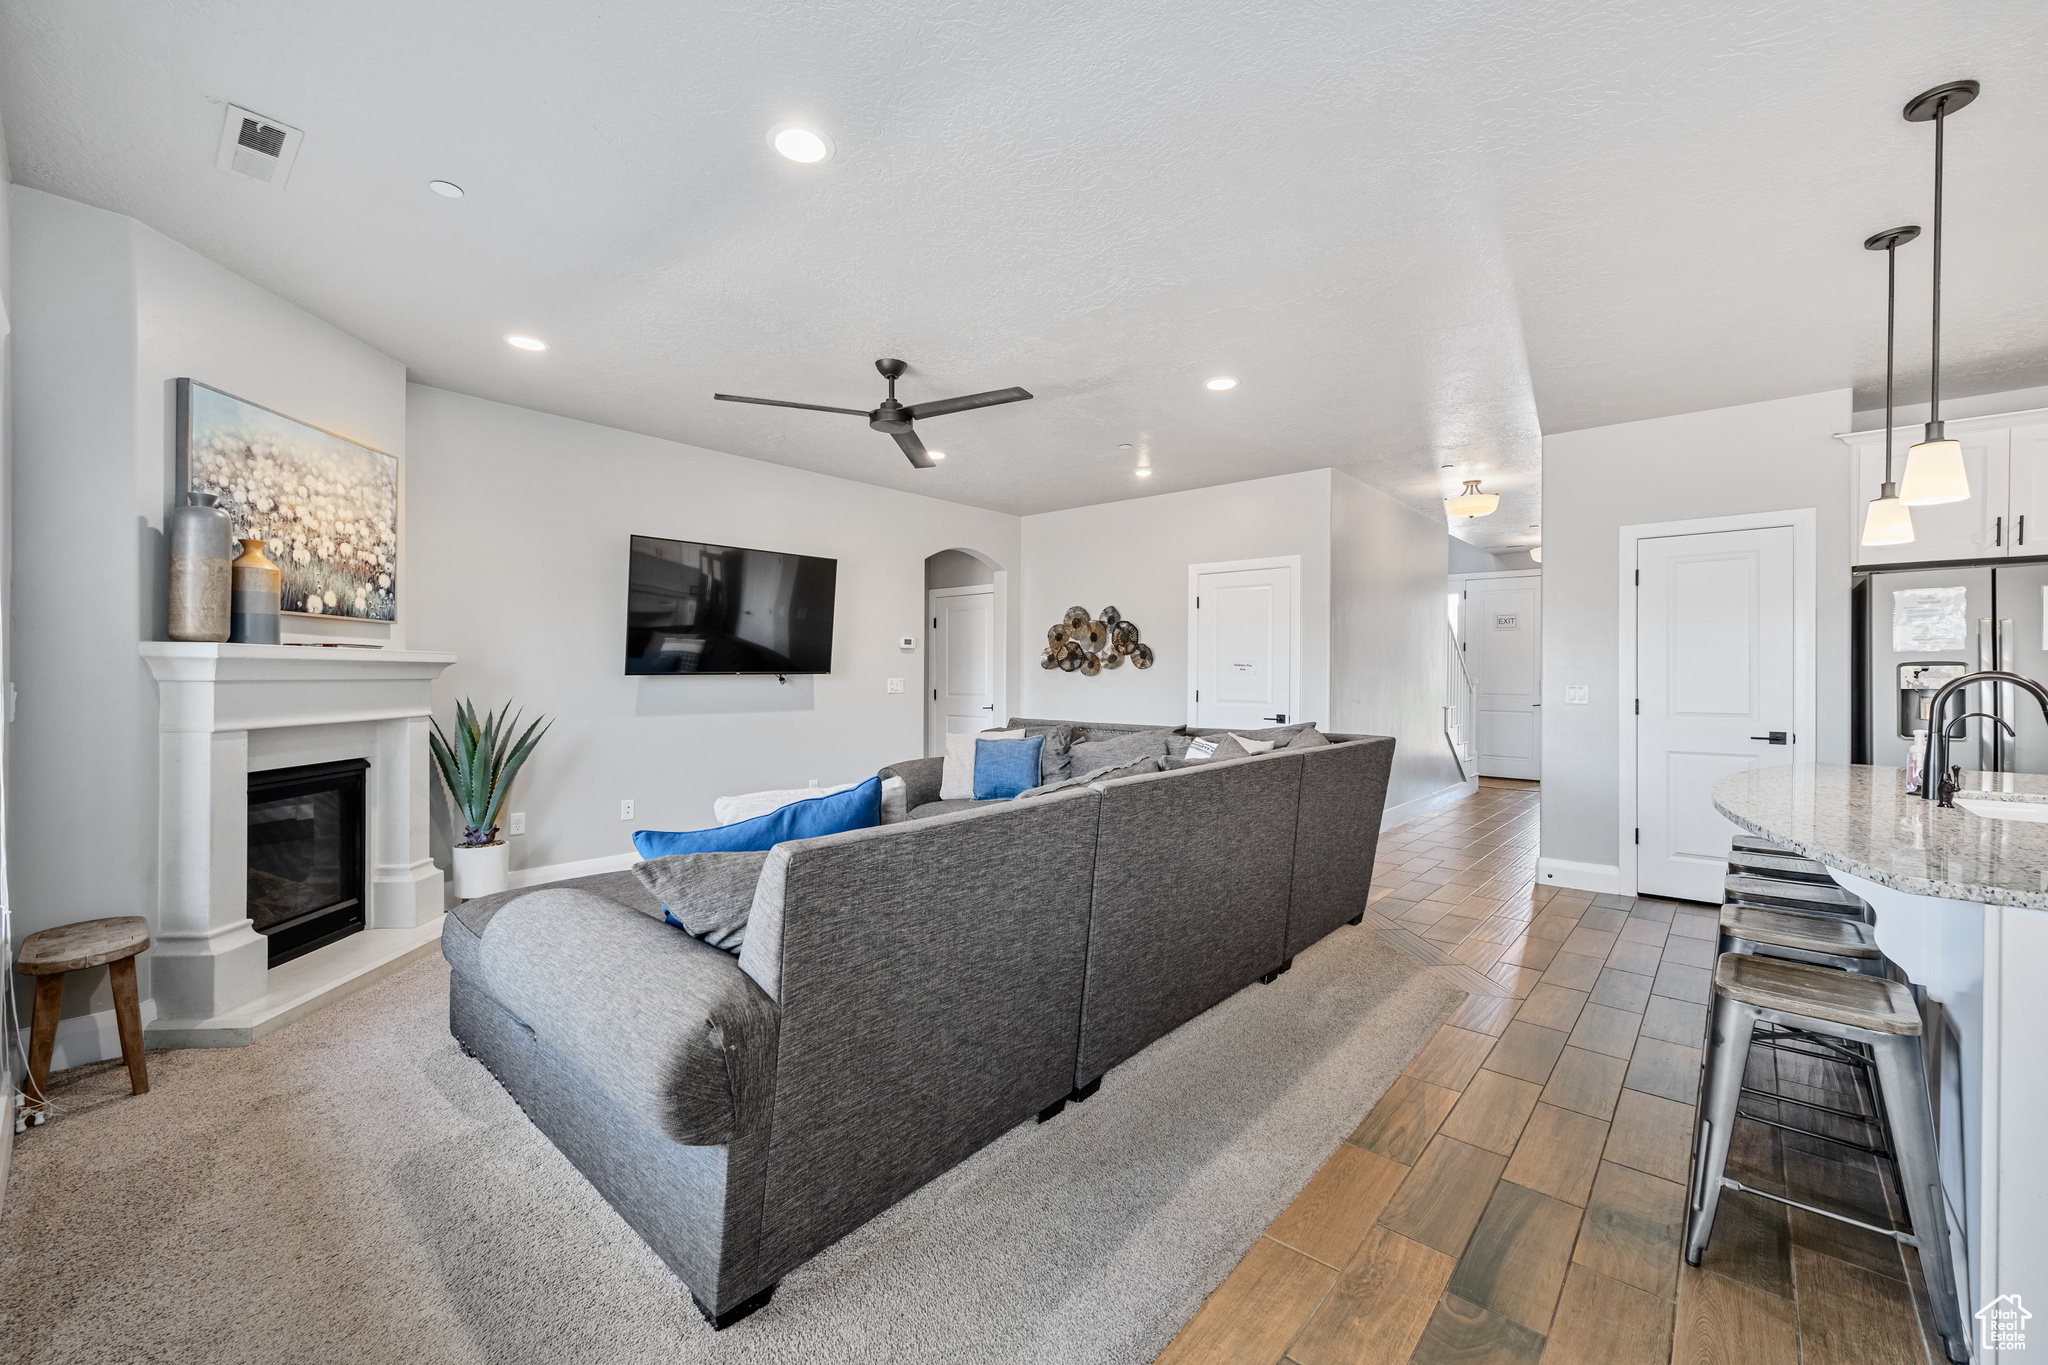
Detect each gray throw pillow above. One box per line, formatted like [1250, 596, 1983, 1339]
[1069, 726, 1174, 772]
[1014, 723, 1076, 782]
[631, 850, 770, 952]
[1288, 726, 1331, 749]
[1233, 722, 1314, 745]
[1018, 754, 1160, 798]
[1178, 732, 1254, 764]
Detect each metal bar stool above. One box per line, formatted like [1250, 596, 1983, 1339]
[1724, 871, 1874, 924]
[1687, 952, 1970, 1363]
[1727, 849, 1838, 884]
[1731, 833, 1799, 856]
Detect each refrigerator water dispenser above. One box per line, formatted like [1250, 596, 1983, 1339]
[1899, 663, 1969, 739]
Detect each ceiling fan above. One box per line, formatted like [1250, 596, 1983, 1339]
[714, 359, 1032, 469]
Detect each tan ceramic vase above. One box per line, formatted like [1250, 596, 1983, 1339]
[229, 539, 282, 644]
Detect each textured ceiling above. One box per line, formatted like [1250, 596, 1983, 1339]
[5, 2, 2047, 547]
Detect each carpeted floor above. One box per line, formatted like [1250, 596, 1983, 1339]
[2, 924, 1458, 1365]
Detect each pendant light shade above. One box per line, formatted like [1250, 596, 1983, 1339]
[1529, 545, 1542, 563]
[1445, 479, 1498, 518]
[1899, 437, 1968, 505]
[1862, 494, 1917, 545]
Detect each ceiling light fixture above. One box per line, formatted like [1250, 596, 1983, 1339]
[1135, 468, 1153, 478]
[1898, 79, 1979, 507]
[928, 450, 945, 461]
[770, 126, 833, 164]
[429, 180, 464, 198]
[1204, 377, 1237, 391]
[1861, 224, 1921, 546]
[1530, 546, 1542, 563]
[506, 335, 547, 351]
[1445, 480, 1499, 518]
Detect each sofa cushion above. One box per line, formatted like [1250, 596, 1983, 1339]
[1069, 726, 1174, 772]
[904, 797, 990, 820]
[1019, 755, 1160, 798]
[879, 773, 910, 824]
[714, 783, 857, 826]
[633, 850, 771, 951]
[973, 735, 1045, 800]
[1011, 723, 1076, 782]
[879, 756, 942, 812]
[633, 777, 881, 858]
[1288, 725, 1332, 749]
[475, 887, 780, 1146]
[940, 728, 1023, 800]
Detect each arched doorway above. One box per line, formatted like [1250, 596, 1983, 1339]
[924, 549, 1008, 756]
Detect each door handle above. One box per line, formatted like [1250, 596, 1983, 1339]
[1750, 732, 1788, 745]
[982, 704, 995, 710]
[1262, 714, 1287, 723]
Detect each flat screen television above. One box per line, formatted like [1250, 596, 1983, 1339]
[625, 535, 838, 675]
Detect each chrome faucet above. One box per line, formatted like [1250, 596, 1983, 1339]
[1922, 669, 2048, 806]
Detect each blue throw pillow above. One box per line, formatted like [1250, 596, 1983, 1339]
[633, 777, 882, 859]
[974, 735, 1045, 800]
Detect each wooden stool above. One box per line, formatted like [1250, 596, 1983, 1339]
[17, 916, 151, 1113]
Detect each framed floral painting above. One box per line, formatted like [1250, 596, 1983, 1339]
[175, 379, 398, 621]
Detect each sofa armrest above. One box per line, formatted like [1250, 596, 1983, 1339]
[880, 755, 944, 811]
[477, 888, 779, 1146]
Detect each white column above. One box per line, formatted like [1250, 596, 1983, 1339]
[150, 725, 268, 1019]
[370, 714, 445, 927]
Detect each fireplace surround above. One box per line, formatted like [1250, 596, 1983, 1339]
[140, 642, 456, 1044]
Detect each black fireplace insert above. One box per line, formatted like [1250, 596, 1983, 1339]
[247, 758, 368, 966]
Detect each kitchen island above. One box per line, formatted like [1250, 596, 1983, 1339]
[1714, 762, 2047, 1349]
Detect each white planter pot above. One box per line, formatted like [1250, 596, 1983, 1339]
[452, 843, 510, 900]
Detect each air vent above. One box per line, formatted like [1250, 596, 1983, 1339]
[215, 105, 303, 189]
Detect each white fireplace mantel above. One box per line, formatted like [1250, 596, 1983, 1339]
[139, 643, 457, 1040]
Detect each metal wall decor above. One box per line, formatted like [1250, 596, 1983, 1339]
[1042, 605, 1153, 674]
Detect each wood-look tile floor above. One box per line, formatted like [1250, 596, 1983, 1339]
[1156, 777, 1950, 1365]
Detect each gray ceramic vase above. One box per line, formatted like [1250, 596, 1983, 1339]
[167, 491, 234, 642]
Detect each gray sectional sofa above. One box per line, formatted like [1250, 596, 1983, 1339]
[441, 718, 1394, 1328]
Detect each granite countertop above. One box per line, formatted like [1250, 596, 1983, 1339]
[1713, 764, 2048, 910]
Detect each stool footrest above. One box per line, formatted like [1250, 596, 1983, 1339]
[1718, 1177, 1917, 1246]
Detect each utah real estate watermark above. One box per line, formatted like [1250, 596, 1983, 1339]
[1978, 1294, 2030, 1352]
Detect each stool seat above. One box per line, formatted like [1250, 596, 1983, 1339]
[1714, 953, 1919, 1034]
[1724, 872, 1870, 919]
[1719, 905, 1883, 960]
[18, 916, 150, 974]
[1731, 834, 1798, 856]
[1726, 850, 1835, 884]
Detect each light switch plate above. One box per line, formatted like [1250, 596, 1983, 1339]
[620, 799, 635, 820]
[887, 678, 904, 693]
[1565, 685, 1589, 705]
[899, 636, 917, 651]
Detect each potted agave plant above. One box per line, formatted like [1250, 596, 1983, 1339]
[430, 699, 550, 900]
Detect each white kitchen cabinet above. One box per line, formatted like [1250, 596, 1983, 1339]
[1845, 408, 2048, 566]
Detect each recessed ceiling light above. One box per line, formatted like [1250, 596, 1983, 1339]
[928, 450, 946, 461]
[1118, 443, 1134, 451]
[1135, 468, 1153, 478]
[1204, 377, 1237, 391]
[770, 126, 833, 164]
[429, 180, 464, 198]
[506, 335, 547, 351]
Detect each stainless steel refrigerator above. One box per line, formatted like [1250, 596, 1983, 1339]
[1857, 562, 2048, 772]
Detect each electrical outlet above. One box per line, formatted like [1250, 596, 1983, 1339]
[887, 678, 904, 693]
[1565, 685, 1589, 705]
[620, 799, 635, 821]
[507, 811, 526, 836]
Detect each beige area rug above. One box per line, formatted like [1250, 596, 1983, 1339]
[2, 924, 1458, 1365]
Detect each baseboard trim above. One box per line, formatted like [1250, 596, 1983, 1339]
[1537, 858, 1627, 895]
[48, 997, 160, 1072]
[1381, 777, 1479, 832]
[505, 851, 638, 890]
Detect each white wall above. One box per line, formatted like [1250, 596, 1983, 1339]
[1448, 536, 1497, 575]
[1539, 389, 1854, 882]
[924, 549, 994, 590]
[8, 187, 405, 1033]
[1018, 470, 1333, 727]
[405, 386, 1020, 877]
[1335, 473, 1464, 819]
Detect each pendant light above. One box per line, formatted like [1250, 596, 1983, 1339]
[1445, 479, 1499, 518]
[1861, 225, 1920, 546]
[1898, 79, 1980, 506]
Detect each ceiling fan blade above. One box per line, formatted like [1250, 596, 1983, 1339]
[899, 387, 1033, 422]
[714, 393, 871, 417]
[892, 427, 936, 470]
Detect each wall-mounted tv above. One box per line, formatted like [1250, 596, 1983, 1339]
[626, 535, 838, 675]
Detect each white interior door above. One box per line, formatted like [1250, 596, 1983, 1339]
[1636, 526, 1797, 901]
[1463, 574, 1541, 780]
[928, 586, 996, 756]
[1193, 564, 1295, 730]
